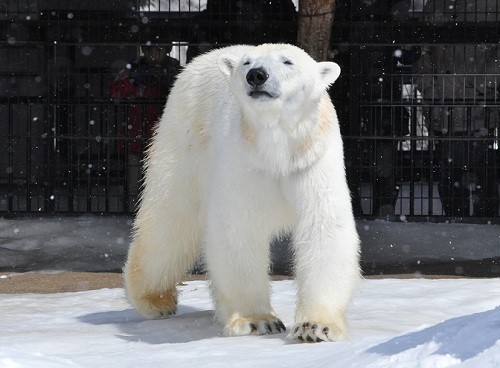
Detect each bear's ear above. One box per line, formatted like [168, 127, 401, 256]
[318, 61, 341, 86]
[218, 54, 239, 77]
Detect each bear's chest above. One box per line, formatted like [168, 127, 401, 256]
[240, 124, 305, 176]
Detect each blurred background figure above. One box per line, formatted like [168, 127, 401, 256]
[110, 44, 180, 202]
[110, 44, 180, 153]
[333, 0, 412, 217]
[414, 0, 499, 217]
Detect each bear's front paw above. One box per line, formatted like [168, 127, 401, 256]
[290, 321, 346, 343]
[224, 314, 287, 336]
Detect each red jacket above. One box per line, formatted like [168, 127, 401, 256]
[110, 69, 169, 153]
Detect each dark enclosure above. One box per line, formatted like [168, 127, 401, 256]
[1, 0, 499, 223]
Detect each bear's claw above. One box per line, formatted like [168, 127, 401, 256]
[137, 288, 178, 318]
[225, 315, 286, 336]
[246, 318, 286, 335]
[158, 307, 177, 317]
[290, 322, 344, 343]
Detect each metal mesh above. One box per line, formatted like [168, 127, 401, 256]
[1, 0, 498, 221]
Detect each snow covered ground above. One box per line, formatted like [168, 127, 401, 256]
[1, 278, 499, 368]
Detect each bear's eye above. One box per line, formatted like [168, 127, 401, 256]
[243, 60, 250, 66]
[283, 60, 293, 65]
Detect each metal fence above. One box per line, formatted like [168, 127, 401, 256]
[333, 0, 499, 221]
[1, 0, 498, 222]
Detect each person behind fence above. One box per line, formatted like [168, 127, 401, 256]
[334, 0, 411, 217]
[414, 0, 499, 217]
[110, 44, 180, 199]
[110, 44, 180, 152]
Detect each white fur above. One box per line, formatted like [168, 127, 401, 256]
[123, 43, 361, 342]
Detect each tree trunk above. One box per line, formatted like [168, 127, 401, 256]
[297, 0, 335, 61]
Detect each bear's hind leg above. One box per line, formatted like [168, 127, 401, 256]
[124, 206, 203, 318]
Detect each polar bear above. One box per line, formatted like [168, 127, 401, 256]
[123, 43, 360, 343]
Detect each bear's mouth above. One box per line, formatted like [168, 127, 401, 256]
[249, 90, 275, 100]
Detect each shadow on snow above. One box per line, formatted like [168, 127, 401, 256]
[78, 304, 221, 344]
[368, 306, 500, 361]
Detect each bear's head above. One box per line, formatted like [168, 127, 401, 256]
[217, 44, 340, 118]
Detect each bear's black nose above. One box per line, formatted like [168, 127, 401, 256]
[246, 68, 268, 87]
